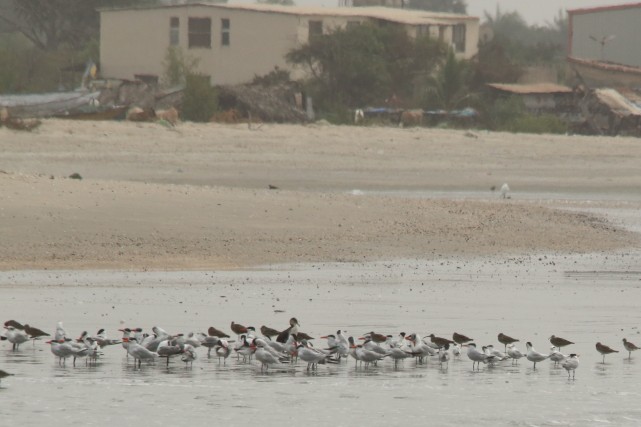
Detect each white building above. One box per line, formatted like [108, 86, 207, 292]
[100, 3, 479, 86]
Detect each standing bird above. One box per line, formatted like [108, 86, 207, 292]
[297, 340, 329, 370]
[207, 326, 230, 339]
[231, 321, 249, 338]
[526, 342, 550, 370]
[549, 347, 567, 366]
[561, 354, 579, 379]
[260, 325, 281, 339]
[438, 347, 450, 368]
[181, 344, 197, 367]
[596, 342, 618, 364]
[252, 339, 288, 371]
[215, 339, 231, 365]
[498, 333, 519, 352]
[549, 335, 574, 351]
[452, 332, 473, 345]
[93, 329, 121, 348]
[3, 320, 24, 330]
[276, 318, 300, 344]
[54, 322, 67, 341]
[157, 339, 183, 367]
[24, 324, 50, 344]
[622, 338, 639, 359]
[365, 332, 388, 344]
[199, 333, 220, 358]
[467, 343, 494, 370]
[46, 339, 81, 366]
[4, 326, 29, 350]
[428, 334, 454, 348]
[506, 343, 524, 365]
[500, 183, 510, 199]
[124, 337, 158, 368]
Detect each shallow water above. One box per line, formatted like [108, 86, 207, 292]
[2, 252, 641, 426]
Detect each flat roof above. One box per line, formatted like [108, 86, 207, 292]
[487, 83, 573, 95]
[568, 2, 641, 16]
[100, 3, 478, 25]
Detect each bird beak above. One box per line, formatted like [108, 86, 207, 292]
[320, 336, 328, 339]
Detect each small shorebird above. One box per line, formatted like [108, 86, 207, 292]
[452, 332, 473, 345]
[622, 338, 640, 359]
[549, 335, 574, 351]
[549, 347, 567, 366]
[561, 354, 579, 379]
[365, 332, 388, 344]
[124, 337, 158, 368]
[276, 318, 299, 343]
[24, 324, 50, 342]
[596, 342, 619, 363]
[208, 326, 230, 338]
[467, 343, 494, 370]
[506, 343, 523, 365]
[4, 326, 29, 350]
[526, 342, 550, 370]
[260, 325, 281, 339]
[498, 333, 519, 352]
[428, 334, 454, 348]
[181, 344, 197, 367]
[230, 321, 249, 338]
[500, 183, 510, 199]
[4, 320, 24, 330]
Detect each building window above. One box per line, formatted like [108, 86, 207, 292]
[170, 17, 179, 46]
[188, 17, 211, 48]
[308, 20, 323, 41]
[452, 24, 466, 52]
[221, 18, 230, 46]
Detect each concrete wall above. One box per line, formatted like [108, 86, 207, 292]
[570, 7, 641, 67]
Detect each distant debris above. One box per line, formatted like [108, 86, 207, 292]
[464, 131, 479, 139]
[68, 173, 83, 180]
[268, 184, 279, 190]
[1, 107, 41, 131]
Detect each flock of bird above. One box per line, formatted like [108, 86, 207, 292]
[2, 317, 640, 384]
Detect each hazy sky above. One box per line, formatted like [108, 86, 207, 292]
[466, 0, 633, 25]
[275, 0, 633, 25]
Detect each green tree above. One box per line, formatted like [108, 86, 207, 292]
[286, 23, 447, 110]
[424, 50, 474, 109]
[162, 46, 200, 87]
[181, 74, 218, 122]
[482, 6, 567, 65]
[0, 0, 159, 50]
[407, 0, 466, 13]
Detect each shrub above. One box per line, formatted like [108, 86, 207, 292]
[181, 74, 218, 122]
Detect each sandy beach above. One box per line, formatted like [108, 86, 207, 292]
[1, 120, 640, 270]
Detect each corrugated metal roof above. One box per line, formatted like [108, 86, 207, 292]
[568, 2, 641, 16]
[595, 88, 641, 116]
[100, 3, 478, 25]
[487, 83, 573, 95]
[567, 57, 641, 75]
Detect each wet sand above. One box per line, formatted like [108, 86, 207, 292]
[1, 120, 640, 270]
[2, 121, 641, 426]
[1, 252, 641, 426]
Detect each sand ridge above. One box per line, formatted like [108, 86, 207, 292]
[0, 120, 639, 270]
